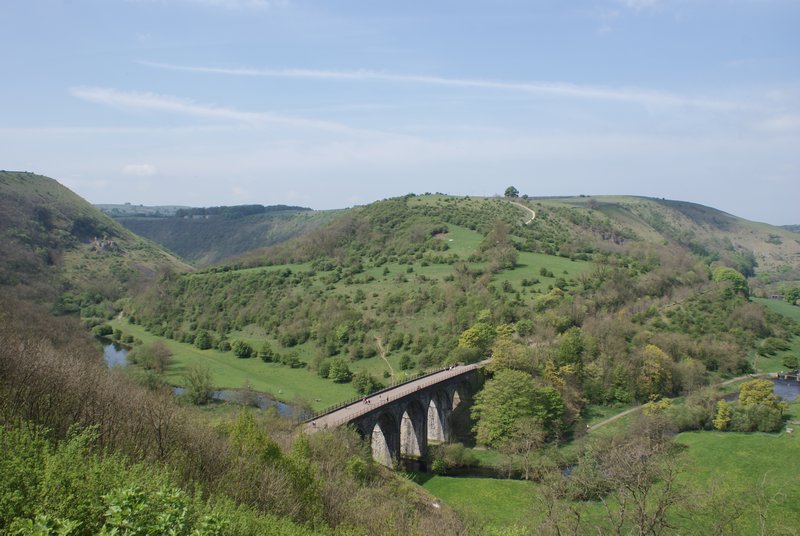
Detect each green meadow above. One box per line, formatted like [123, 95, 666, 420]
[108, 318, 355, 410]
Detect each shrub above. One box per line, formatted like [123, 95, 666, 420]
[93, 324, 113, 337]
[328, 357, 352, 383]
[232, 340, 254, 359]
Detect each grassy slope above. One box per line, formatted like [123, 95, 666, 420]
[110, 216, 590, 408]
[537, 195, 800, 276]
[753, 298, 800, 372]
[0, 172, 189, 299]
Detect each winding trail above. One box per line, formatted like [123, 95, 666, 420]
[374, 337, 395, 377]
[587, 373, 772, 433]
[507, 200, 536, 224]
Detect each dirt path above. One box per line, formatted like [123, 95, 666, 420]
[587, 373, 772, 433]
[374, 337, 395, 377]
[507, 200, 536, 224]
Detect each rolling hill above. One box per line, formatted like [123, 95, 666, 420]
[113, 192, 800, 413]
[0, 171, 190, 305]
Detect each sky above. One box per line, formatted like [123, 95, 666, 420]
[1, 1, 798, 224]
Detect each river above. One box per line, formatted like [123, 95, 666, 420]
[722, 378, 800, 403]
[101, 341, 300, 417]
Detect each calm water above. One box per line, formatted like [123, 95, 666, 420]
[172, 386, 297, 417]
[772, 378, 800, 402]
[722, 378, 799, 403]
[102, 341, 129, 367]
[101, 342, 301, 416]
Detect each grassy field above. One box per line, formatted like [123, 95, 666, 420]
[753, 298, 800, 372]
[420, 426, 800, 533]
[108, 319, 356, 411]
[674, 427, 800, 534]
[416, 474, 537, 528]
[757, 297, 800, 322]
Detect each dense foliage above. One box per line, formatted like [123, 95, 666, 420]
[121, 194, 799, 444]
[0, 297, 463, 535]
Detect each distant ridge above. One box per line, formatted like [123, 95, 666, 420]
[96, 203, 311, 219]
[106, 203, 338, 266]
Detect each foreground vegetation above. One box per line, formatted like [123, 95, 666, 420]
[419, 403, 800, 534]
[0, 297, 463, 535]
[3, 174, 800, 534]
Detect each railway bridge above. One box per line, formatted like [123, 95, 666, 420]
[304, 363, 484, 467]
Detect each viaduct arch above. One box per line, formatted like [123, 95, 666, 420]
[305, 364, 482, 467]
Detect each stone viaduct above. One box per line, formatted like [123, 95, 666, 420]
[305, 363, 484, 467]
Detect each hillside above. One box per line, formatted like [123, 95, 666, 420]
[0, 171, 190, 305]
[117, 193, 799, 414]
[539, 195, 800, 277]
[106, 205, 339, 266]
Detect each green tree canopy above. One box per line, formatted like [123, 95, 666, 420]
[504, 186, 519, 198]
[738, 379, 783, 410]
[328, 357, 353, 383]
[194, 329, 212, 350]
[458, 322, 496, 354]
[472, 369, 537, 447]
[232, 340, 254, 359]
[712, 266, 749, 297]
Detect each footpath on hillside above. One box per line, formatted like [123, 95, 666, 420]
[587, 373, 772, 432]
[506, 200, 535, 224]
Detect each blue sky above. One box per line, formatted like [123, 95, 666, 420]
[1, 0, 798, 224]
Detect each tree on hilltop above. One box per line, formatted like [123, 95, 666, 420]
[504, 186, 519, 198]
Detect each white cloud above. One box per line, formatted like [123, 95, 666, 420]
[69, 86, 371, 134]
[139, 61, 743, 110]
[123, 163, 157, 176]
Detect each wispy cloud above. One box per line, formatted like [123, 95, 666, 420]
[138, 61, 742, 110]
[69, 86, 369, 134]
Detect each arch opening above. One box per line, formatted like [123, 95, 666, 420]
[400, 400, 427, 459]
[427, 389, 450, 444]
[370, 413, 398, 468]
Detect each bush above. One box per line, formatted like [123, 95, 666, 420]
[195, 330, 213, 350]
[352, 370, 384, 395]
[183, 364, 214, 405]
[93, 324, 113, 337]
[259, 342, 276, 362]
[730, 404, 784, 432]
[232, 340, 254, 359]
[328, 357, 352, 383]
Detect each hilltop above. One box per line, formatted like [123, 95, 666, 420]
[0, 171, 190, 306]
[100, 202, 340, 266]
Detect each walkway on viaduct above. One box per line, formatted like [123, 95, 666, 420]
[304, 362, 484, 466]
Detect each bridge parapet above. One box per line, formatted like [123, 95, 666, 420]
[305, 363, 484, 466]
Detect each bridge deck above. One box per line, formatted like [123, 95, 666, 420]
[304, 362, 482, 433]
